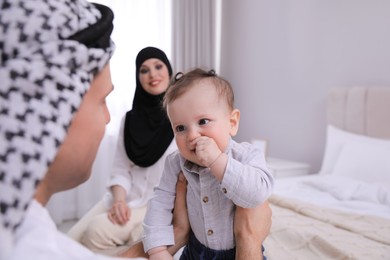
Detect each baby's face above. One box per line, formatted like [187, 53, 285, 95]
[167, 81, 238, 165]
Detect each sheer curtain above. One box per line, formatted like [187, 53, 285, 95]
[47, 0, 172, 224]
[171, 0, 221, 73]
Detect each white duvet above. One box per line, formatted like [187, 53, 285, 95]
[273, 174, 390, 219]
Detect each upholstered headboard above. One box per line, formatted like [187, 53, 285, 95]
[327, 86, 390, 139]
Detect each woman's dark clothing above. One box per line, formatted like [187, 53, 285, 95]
[124, 47, 173, 167]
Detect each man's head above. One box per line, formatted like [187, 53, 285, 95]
[0, 0, 115, 256]
[35, 64, 113, 204]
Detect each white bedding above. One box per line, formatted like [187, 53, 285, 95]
[265, 192, 390, 259]
[273, 174, 390, 219]
[265, 88, 390, 259]
[267, 174, 390, 259]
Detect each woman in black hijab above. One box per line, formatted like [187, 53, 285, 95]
[68, 47, 177, 255]
[124, 46, 174, 167]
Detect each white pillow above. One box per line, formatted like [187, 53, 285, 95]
[319, 125, 390, 175]
[332, 141, 390, 183]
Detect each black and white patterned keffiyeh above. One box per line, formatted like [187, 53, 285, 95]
[0, 0, 115, 256]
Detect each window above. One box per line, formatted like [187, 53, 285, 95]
[92, 0, 172, 135]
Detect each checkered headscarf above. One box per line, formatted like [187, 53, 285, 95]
[0, 0, 115, 256]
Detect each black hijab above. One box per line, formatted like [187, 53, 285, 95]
[123, 47, 174, 167]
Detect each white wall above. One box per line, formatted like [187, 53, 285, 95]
[219, 0, 390, 172]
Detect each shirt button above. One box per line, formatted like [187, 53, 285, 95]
[222, 188, 227, 194]
[207, 229, 214, 236]
[202, 196, 209, 203]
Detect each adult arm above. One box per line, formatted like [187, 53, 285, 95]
[105, 117, 134, 225]
[167, 172, 190, 255]
[234, 201, 272, 260]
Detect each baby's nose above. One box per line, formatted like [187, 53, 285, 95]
[187, 127, 201, 141]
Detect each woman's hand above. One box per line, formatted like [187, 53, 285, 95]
[108, 200, 130, 225]
[109, 185, 130, 225]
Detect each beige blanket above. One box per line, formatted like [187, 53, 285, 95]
[264, 195, 390, 260]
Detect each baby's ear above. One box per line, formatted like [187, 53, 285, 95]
[229, 109, 240, 136]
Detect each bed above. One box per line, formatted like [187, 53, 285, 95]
[264, 86, 390, 260]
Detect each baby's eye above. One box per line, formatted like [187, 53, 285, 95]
[155, 64, 163, 70]
[199, 119, 210, 125]
[175, 125, 185, 132]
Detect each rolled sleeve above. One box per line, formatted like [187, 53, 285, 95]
[142, 224, 174, 252]
[106, 174, 131, 194]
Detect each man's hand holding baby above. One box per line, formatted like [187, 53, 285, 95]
[148, 246, 173, 260]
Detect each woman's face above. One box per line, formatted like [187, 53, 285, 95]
[139, 58, 170, 95]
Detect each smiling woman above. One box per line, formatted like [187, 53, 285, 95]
[46, 0, 172, 228]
